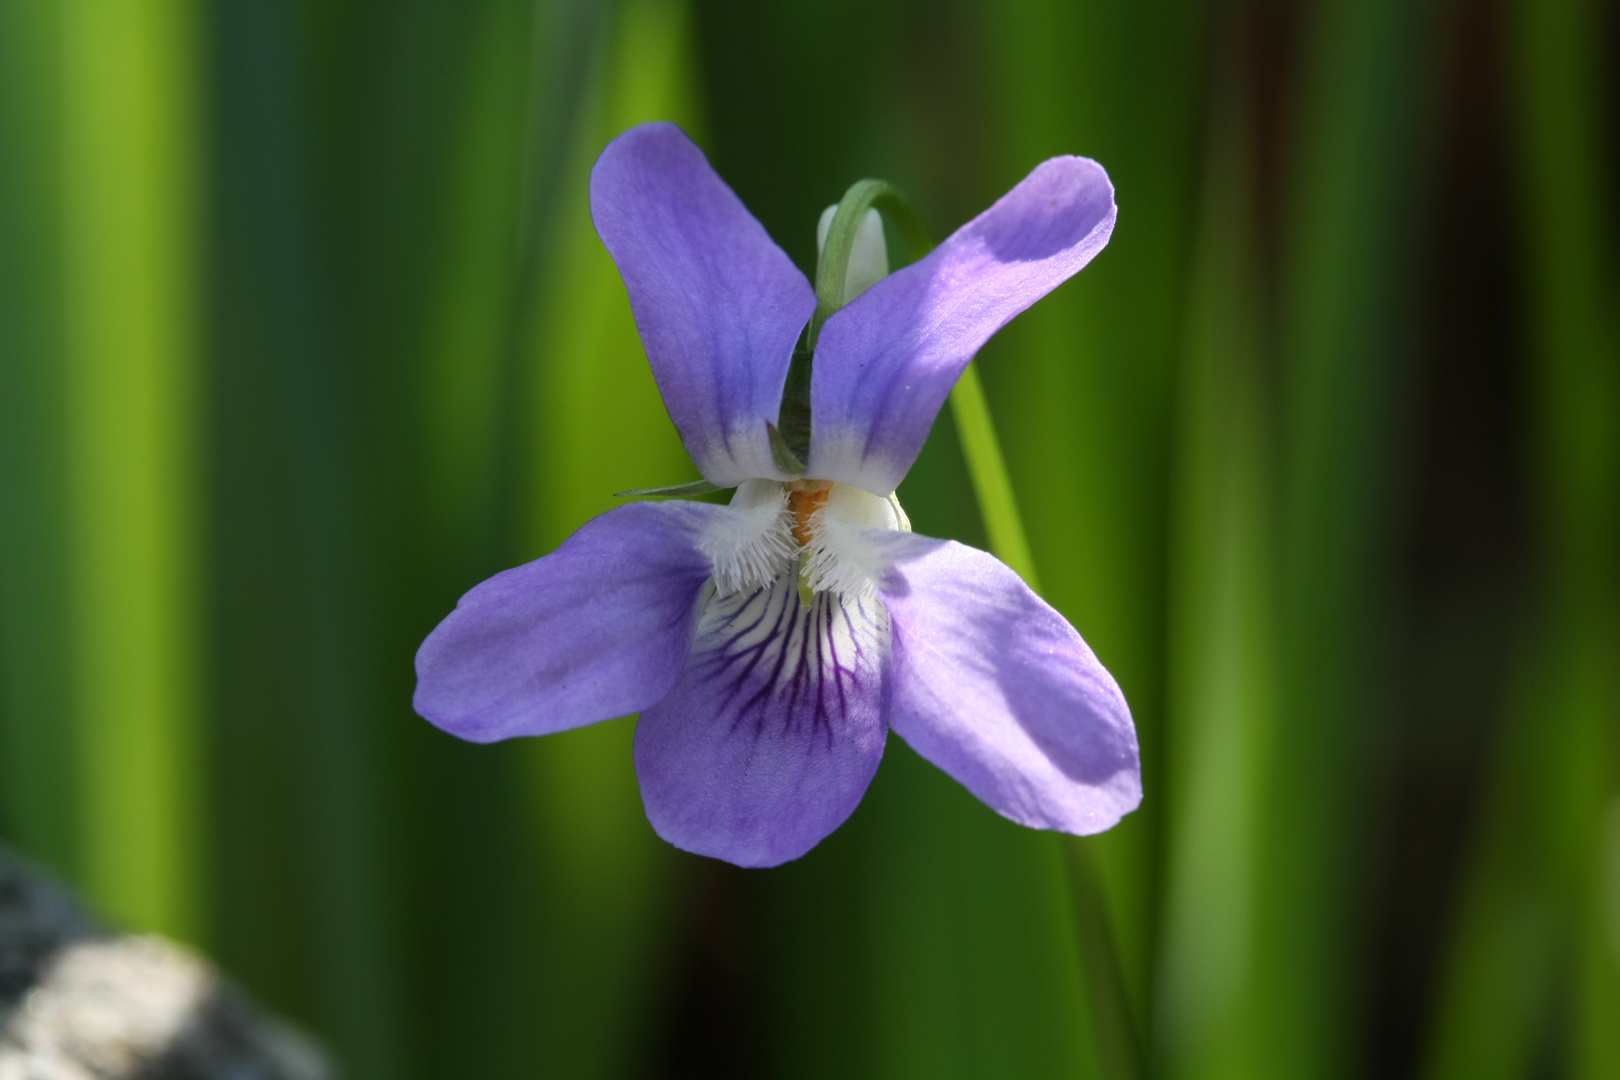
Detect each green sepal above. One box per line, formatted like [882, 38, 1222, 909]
[613, 479, 727, 498]
[765, 420, 806, 476]
[775, 327, 815, 465]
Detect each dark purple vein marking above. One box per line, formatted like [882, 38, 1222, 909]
[691, 571, 889, 744]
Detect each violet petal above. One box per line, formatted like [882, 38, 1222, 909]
[808, 157, 1116, 494]
[414, 501, 722, 743]
[591, 122, 817, 486]
[876, 535, 1141, 833]
[634, 571, 890, 867]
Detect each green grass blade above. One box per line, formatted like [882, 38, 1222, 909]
[1421, 0, 1620, 1075]
[947, 195, 1144, 1080]
[0, 1, 206, 944]
[514, 1, 706, 1073]
[208, 2, 411, 1072]
[1155, 73, 1278, 1080]
[0, 1, 80, 878]
[1243, 0, 1424, 1075]
[60, 0, 203, 940]
[981, 0, 1209, 1030]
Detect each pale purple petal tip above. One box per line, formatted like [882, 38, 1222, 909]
[877, 537, 1141, 834]
[808, 156, 1117, 494]
[414, 501, 725, 743]
[591, 122, 817, 487]
[634, 572, 891, 867]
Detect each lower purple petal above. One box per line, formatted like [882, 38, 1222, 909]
[877, 537, 1140, 834]
[414, 502, 724, 743]
[634, 572, 891, 867]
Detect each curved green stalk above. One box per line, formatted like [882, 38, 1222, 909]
[803, 169, 1143, 1080]
[950, 355, 1144, 1080]
[948, 366, 1040, 591]
[918, 213, 1141, 1080]
[810, 179, 933, 348]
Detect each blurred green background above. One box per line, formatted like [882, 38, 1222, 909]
[1, 0, 1616, 1077]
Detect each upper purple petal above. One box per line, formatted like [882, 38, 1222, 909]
[591, 122, 817, 486]
[807, 157, 1117, 494]
[414, 501, 725, 743]
[875, 535, 1140, 833]
[634, 571, 890, 867]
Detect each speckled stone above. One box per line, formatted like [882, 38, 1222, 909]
[0, 845, 335, 1080]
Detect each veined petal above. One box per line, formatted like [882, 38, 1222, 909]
[591, 122, 817, 486]
[634, 569, 891, 867]
[414, 502, 724, 743]
[875, 535, 1140, 834]
[807, 157, 1116, 494]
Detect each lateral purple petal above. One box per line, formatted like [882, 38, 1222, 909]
[591, 122, 817, 486]
[808, 157, 1116, 494]
[634, 572, 890, 867]
[414, 501, 723, 743]
[876, 537, 1140, 834]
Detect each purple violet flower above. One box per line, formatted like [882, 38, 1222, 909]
[414, 122, 1140, 867]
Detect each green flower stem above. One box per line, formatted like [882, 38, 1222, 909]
[948, 366, 1040, 591]
[1067, 839, 1149, 1080]
[821, 185, 1144, 1078]
[816, 176, 1037, 595]
[951, 358, 1144, 1080]
[925, 235, 1140, 1080]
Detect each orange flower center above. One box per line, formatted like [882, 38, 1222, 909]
[786, 479, 833, 548]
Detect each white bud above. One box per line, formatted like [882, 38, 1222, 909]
[816, 205, 889, 305]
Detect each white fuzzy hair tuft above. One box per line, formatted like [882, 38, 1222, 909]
[699, 481, 795, 595]
[800, 485, 902, 599]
